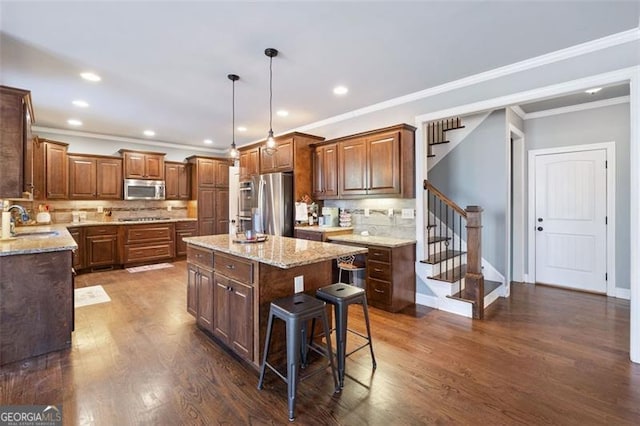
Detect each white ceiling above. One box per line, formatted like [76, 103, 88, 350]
[1, 1, 638, 152]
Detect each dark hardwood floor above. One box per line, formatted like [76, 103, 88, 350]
[1, 260, 639, 425]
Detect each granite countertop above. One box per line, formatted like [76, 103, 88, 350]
[327, 234, 417, 248]
[184, 234, 368, 269]
[294, 225, 353, 233]
[0, 224, 78, 257]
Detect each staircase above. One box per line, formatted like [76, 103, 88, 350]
[421, 179, 503, 319]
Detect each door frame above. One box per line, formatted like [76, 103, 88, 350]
[527, 142, 616, 296]
[510, 124, 526, 290]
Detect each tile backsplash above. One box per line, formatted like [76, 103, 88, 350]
[324, 198, 417, 239]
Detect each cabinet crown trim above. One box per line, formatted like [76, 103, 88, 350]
[313, 123, 416, 147]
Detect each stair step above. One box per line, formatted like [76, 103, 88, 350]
[447, 279, 502, 302]
[420, 250, 465, 264]
[430, 264, 467, 283]
[442, 125, 466, 132]
[429, 140, 450, 146]
[427, 236, 451, 244]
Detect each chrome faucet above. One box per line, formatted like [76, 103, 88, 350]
[7, 205, 30, 223]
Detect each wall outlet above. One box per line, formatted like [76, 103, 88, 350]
[167, 205, 172, 211]
[364, 208, 370, 217]
[402, 208, 415, 219]
[294, 276, 304, 293]
[388, 208, 394, 217]
[96, 206, 103, 213]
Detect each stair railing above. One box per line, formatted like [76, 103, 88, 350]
[423, 180, 485, 319]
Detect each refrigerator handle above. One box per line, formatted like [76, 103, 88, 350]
[256, 176, 265, 233]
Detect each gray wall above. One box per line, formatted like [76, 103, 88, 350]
[428, 109, 508, 275]
[525, 102, 631, 289]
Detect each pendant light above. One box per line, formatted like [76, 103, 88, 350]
[228, 73, 240, 159]
[264, 48, 278, 155]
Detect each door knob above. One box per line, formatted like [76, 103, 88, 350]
[537, 226, 543, 231]
[537, 218, 543, 222]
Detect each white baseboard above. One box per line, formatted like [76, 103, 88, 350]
[415, 293, 439, 308]
[415, 292, 473, 317]
[616, 288, 631, 300]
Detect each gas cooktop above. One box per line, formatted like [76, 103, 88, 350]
[118, 217, 171, 222]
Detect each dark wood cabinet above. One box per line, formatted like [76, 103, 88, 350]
[215, 188, 229, 235]
[165, 161, 190, 200]
[294, 227, 352, 242]
[260, 137, 294, 173]
[122, 223, 175, 266]
[312, 143, 338, 199]
[239, 147, 259, 181]
[196, 266, 215, 332]
[366, 244, 416, 312]
[187, 156, 230, 236]
[366, 131, 401, 195]
[33, 138, 68, 200]
[197, 188, 215, 236]
[0, 86, 33, 199]
[119, 150, 165, 180]
[85, 226, 119, 269]
[215, 161, 229, 187]
[187, 245, 215, 331]
[175, 221, 197, 257]
[68, 155, 122, 200]
[68, 227, 85, 270]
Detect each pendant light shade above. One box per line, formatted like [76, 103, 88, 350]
[264, 48, 278, 155]
[228, 73, 240, 159]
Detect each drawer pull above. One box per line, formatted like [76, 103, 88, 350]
[374, 288, 385, 293]
[373, 268, 383, 272]
[373, 252, 382, 256]
[196, 254, 202, 258]
[226, 264, 235, 270]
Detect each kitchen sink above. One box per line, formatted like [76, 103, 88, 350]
[15, 231, 60, 238]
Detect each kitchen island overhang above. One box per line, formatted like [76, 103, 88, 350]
[183, 234, 368, 368]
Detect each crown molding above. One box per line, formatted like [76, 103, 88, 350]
[294, 27, 640, 133]
[524, 95, 630, 120]
[32, 126, 224, 154]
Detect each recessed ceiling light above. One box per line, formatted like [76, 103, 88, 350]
[67, 119, 82, 126]
[72, 100, 89, 107]
[333, 85, 349, 95]
[80, 72, 101, 82]
[237, 126, 247, 132]
[203, 139, 213, 145]
[585, 87, 602, 94]
[143, 130, 155, 137]
[277, 110, 289, 117]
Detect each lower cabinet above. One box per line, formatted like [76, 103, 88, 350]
[213, 272, 253, 361]
[122, 223, 175, 266]
[68, 226, 84, 270]
[85, 226, 119, 269]
[175, 221, 198, 257]
[365, 244, 416, 312]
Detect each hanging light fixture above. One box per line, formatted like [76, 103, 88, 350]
[228, 73, 240, 159]
[264, 48, 278, 155]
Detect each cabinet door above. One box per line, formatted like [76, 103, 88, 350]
[215, 188, 229, 235]
[178, 163, 190, 199]
[367, 132, 400, 195]
[165, 163, 180, 200]
[274, 138, 294, 171]
[215, 160, 229, 187]
[323, 144, 338, 198]
[311, 147, 324, 199]
[68, 156, 97, 199]
[68, 227, 84, 270]
[338, 138, 367, 196]
[213, 273, 231, 342]
[197, 267, 214, 333]
[230, 280, 253, 361]
[123, 152, 146, 179]
[176, 229, 195, 257]
[198, 188, 215, 236]
[46, 143, 68, 199]
[197, 158, 216, 186]
[85, 235, 118, 267]
[239, 150, 251, 181]
[145, 154, 164, 179]
[259, 147, 276, 173]
[0, 88, 26, 199]
[96, 158, 122, 199]
[187, 263, 198, 317]
[248, 148, 259, 177]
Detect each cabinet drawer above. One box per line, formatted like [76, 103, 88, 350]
[175, 221, 197, 231]
[85, 225, 118, 236]
[215, 253, 253, 284]
[368, 260, 391, 281]
[368, 247, 390, 263]
[368, 278, 392, 306]
[124, 243, 174, 264]
[125, 224, 173, 243]
[187, 245, 213, 268]
[294, 230, 323, 242]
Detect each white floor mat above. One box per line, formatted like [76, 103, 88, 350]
[75, 285, 111, 308]
[126, 263, 174, 273]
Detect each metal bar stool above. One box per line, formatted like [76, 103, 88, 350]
[337, 255, 366, 288]
[310, 283, 377, 388]
[258, 293, 339, 422]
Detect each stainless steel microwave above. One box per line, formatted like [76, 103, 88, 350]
[123, 179, 165, 200]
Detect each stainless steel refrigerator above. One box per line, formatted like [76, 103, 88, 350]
[238, 172, 294, 237]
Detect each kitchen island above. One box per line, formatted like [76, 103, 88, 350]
[0, 225, 77, 365]
[183, 234, 367, 368]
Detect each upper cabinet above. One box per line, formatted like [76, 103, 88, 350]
[119, 149, 165, 180]
[260, 137, 294, 173]
[68, 155, 122, 200]
[165, 161, 190, 200]
[312, 143, 338, 200]
[315, 124, 415, 199]
[238, 147, 259, 181]
[33, 138, 68, 200]
[0, 86, 34, 198]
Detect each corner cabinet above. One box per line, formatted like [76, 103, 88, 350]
[314, 124, 415, 199]
[33, 138, 69, 200]
[119, 149, 165, 180]
[0, 85, 33, 199]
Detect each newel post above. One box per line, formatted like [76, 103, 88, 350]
[465, 206, 485, 319]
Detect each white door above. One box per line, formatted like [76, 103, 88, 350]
[534, 149, 607, 293]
